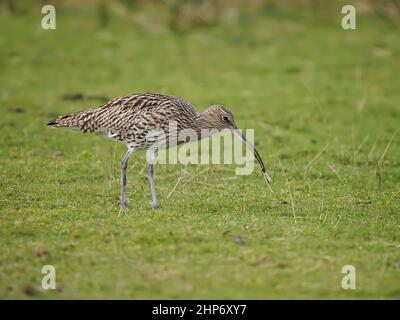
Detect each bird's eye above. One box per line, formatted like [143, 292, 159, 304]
[222, 116, 229, 121]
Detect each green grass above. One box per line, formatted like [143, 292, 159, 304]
[0, 3, 399, 299]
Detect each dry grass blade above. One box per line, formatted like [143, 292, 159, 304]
[378, 130, 397, 168]
[279, 160, 297, 224]
[328, 164, 346, 184]
[376, 130, 397, 191]
[166, 171, 185, 199]
[262, 172, 275, 194]
[304, 143, 329, 173]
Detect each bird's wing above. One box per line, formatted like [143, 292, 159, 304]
[68, 93, 199, 149]
[49, 93, 199, 149]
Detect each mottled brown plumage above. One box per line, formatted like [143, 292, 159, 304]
[48, 92, 269, 209]
[49, 93, 198, 147]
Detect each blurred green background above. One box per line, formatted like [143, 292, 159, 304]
[0, 0, 399, 299]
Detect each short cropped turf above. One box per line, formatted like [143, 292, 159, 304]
[0, 2, 399, 299]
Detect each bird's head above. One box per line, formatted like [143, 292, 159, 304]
[199, 104, 270, 180]
[202, 105, 237, 131]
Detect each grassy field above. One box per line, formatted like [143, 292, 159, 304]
[0, 2, 399, 299]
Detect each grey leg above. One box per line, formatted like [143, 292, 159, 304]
[146, 148, 159, 209]
[121, 148, 135, 208]
[147, 163, 159, 209]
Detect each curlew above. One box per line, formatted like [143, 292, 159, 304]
[48, 93, 270, 209]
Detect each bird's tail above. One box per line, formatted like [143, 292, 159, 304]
[47, 109, 96, 131]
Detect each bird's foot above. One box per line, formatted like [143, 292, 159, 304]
[151, 202, 160, 210]
[121, 198, 129, 209]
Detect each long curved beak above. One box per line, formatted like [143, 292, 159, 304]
[232, 128, 272, 181]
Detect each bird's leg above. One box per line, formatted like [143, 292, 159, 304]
[146, 149, 159, 209]
[120, 147, 135, 208]
[147, 163, 159, 209]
